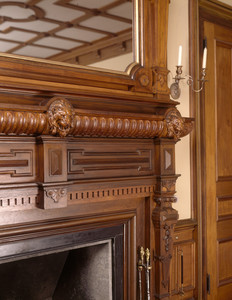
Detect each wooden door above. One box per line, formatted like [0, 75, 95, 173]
[203, 21, 232, 299]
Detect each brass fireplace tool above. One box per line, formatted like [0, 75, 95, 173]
[138, 246, 152, 300]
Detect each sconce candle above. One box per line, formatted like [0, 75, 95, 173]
[170, 45, 207, 99]
[178, 45, 182, 66]
[202, 47, 207, 69]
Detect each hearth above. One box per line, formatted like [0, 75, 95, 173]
[0, 225, 123, 300]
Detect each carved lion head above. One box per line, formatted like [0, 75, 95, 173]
[47, 97, 74, 137]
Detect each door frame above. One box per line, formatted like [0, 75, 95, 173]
[189, 0, 232, 299]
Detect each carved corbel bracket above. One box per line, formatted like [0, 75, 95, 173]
[152, 67, 170, 98]
[38, 183, 69, 209]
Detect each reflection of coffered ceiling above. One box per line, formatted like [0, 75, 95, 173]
[0, 0, 132, 65]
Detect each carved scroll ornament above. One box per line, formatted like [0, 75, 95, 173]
[0, 97, 193, 139]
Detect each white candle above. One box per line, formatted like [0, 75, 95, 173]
[178, 45, 182, 66]
[202, 47, 207, 69]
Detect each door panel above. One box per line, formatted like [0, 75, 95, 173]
[203, 21, 232, 299]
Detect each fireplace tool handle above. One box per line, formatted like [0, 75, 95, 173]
[138, 246, 152, 300]
[145, 248, 152, 300]
[138, 246, 145, 300]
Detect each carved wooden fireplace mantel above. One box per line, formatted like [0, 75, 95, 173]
[0, 0, 193, 299]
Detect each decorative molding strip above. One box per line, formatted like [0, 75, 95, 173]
[0, 195, 37, 210]
[0, 97, 193, 139]
[68, 185, 155, 202]
[0, 184, 155, 211]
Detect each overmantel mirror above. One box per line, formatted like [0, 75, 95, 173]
[0, 0, 174, 107]
[0, 0, 133, 71]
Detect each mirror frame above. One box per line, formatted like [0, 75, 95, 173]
[0, 0, 173, 111]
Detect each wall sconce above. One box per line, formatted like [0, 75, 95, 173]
[170, 42, 207, 100]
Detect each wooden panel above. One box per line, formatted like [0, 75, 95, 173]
[0, 139, 36, 184]
[218, 240, 232, 285]
[68, 139, 154, 180]
[216, 180, 232, 196]
[174, 228, 194, 243]
[218, 282, 232, 299]
[216, 41, 232, 181]
[217, 219, 232, 241]
[170, 243, 195, 298]
[217, 196, 232, 220]
[170, 220, 197, 299]
[182, 243, 195, 290]
[38, 137, 67, 183]
[170, 246, 178, 294]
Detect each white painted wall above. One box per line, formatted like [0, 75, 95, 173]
[89, 52, 133, 72]
[219, 0, 232, 6]
[168, 0, 191, 219]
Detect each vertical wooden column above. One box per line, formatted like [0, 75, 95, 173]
[140, 0, 170, 100]
[153, 139, 179, 299]
[37, 136, 69, 209]
[134, 0, 171, 98]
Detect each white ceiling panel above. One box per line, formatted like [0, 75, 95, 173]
[13, 45, 62, 58]
[80, 16, 132, 33]
[0, 5, 34, 20]
[34, 36, 83, 50]
[0, 30, 37, 42]
[70, 0, 116, 9]
[37, 0, 85, 21]
[0, 20, 59, 32]
[56, 27, 106, 42]
[107, 2, 132, 19]
[0, 41, 19, 52]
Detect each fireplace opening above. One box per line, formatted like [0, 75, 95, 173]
[0, 225, 123, 300]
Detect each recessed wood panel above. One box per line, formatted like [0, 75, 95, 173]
[218, 196, 232, 220]
[170, 246, 178, 294]
[218, 219, 232, 241]
[218, 240, 232, 285]
[216, 41, 232, 181]
[68, 139, 154, 180]
[181, 243, 195, 289]
[0, 141, 35, 183]
[219, 282, 232, 299]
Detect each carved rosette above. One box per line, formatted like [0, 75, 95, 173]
[0, 98, 193, 140]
